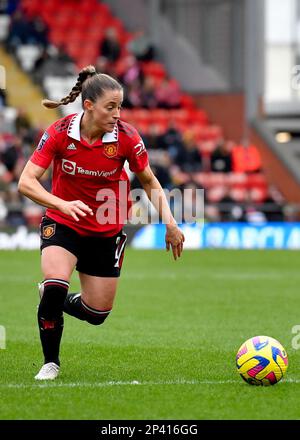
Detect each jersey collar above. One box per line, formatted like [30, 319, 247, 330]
[67, 111, 119, 144]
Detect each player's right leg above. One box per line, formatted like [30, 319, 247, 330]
[35, 217, 78, 380]
[35, 246, 77, 380]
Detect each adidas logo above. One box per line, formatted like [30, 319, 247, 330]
[67, 143, 76, 150]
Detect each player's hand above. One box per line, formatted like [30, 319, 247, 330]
[165, 224, 185, 260]
[59, 200, 94, 222]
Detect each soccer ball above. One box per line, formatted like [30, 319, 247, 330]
[236, 335, 288, 386]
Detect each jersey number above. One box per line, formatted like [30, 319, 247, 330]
[114, 232, 127, 268]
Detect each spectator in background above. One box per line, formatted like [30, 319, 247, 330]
[15, 107, 31, 134]
[120, 55, 144, 88]
[0, 190, 8, 226]
[99, 27, 121, 63]
[155, 78, 181, 109]
[34, 45, 75, 82]
[6, 10, 30, 52]
[95, 56, 117, 78]
[55, 45, 74, 66]
[180, 181, 204, 223]
[141, 123, 160, 150]
[243, 189, 267, 224]
[140, 76, 157, 109]
[1, 136, 18, 173]
[158, 120, 183, 156]
[219, 186, 245, 222]
[174, 130, 202, 173]
[1, 0, 19, 14]
[146, 124, 173, 190]
[231, 141, 262, 173]
[131, 124, 173, 190]
[0, 89, 7, 108]
[244, 205, 267, 224]
[6, 10, 48, 52]
[0, 134, 24, 185]
[263, 185, 285, 222]
[0, 109, 15, 133]
[14, 108, 36, 147]
[283, 204, 300, 222]
[30, 16, 49, 48]
[149, 160, 172, 190]
[210, 140, 233, 173]
[122, 81, 142, 108]
[5, 181, 25, 226]
[33, 47, 50, 82]
[127, 29, 155, 62]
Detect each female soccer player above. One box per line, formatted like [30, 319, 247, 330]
[18, 65, 185, 380]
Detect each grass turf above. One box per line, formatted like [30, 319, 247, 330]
[0, 249, 299, 420]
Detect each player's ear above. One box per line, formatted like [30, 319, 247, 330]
[83, 99, 94, 111]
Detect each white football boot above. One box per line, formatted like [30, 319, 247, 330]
[34, 362, 60, 380]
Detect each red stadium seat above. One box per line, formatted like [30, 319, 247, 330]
[53, 11, 73, 29]
[249, 187, 267, 203]
[181, 94, 196, 109]
[21, 0, 40, 17]
[77, 0, 100, 15]
[71, 15, 91, 30]
[228, 172, 248, 187]
[50, 29, 66, 46]
[198, 140, 217, 155]
[190, 109, 209, 125]
[247, 173, 268, 188]
[206, 186, 227, 203]
[131, 109, 151, 123]
[97, 2, 112, 17]
[133, 121, 151, 135]
[229, 186, 247, 202]
[119, 109, 133, 122]
[141, 61, 166, 80]
[209, 173, 227, 187]
[150, 109, 169, 121]
[154, 121, 169, 134]
[191, 172, 213, 188]
[169, 109, 188, 124]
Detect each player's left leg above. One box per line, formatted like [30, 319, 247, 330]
[64, 275, 118, 325]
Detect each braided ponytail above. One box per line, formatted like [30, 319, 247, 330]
[42, 65, 97, 109]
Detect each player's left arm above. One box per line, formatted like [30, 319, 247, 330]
[136, 165, 185, 260]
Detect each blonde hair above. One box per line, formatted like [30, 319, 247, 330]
[42, 65, 122, 109]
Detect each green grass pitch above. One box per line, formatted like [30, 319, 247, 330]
[0, 248, 299, 420]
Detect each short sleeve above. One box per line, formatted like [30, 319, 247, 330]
[126, 129, 149, 173]
[30, 130, 57, 169]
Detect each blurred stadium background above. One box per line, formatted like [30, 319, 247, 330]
[0, 0, 300, 249]
[2, 0, 300, 423]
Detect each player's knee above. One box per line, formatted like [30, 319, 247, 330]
[85, 312, 110, 326]
[80, 298, 111, 326]
[38, 279, 69, 319]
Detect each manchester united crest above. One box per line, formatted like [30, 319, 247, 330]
[42, 224, 56, 239]
[103, 143, 118, 158]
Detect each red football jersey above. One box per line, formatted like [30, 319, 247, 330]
[30, 112, 149, 236]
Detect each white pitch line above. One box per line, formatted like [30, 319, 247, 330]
[0, 379, 242, 389]
[1, 378, 298, 388]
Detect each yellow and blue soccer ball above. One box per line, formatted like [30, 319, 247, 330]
[236, 336, 288, 386]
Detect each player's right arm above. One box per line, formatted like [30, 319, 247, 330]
[19, 126, 93, 221]
[18, 161, 93, 222]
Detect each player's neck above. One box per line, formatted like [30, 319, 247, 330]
[81, 113, 105, 144]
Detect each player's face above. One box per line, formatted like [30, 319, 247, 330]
[89, 89, 123, 133]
